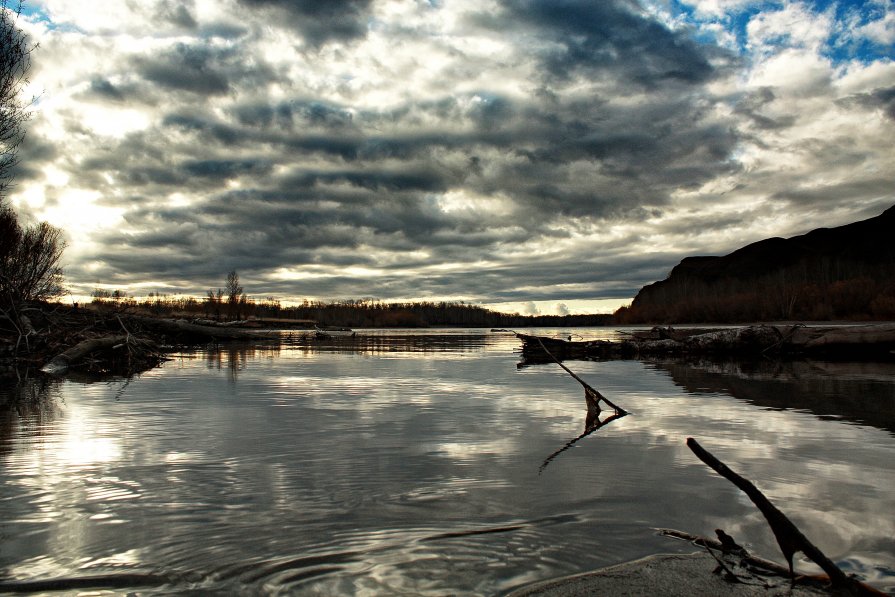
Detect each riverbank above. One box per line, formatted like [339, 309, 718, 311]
[0, 302, 275, 380]
[5, 302, 895, 382]
[517, 323, 895, 363]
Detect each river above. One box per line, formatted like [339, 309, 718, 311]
[1, 328, 893, 595]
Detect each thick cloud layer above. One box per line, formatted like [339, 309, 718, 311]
[10, 0, 895, 312]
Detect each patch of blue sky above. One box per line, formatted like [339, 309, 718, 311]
[819, 0, 882, 21]
[666, 0, 779, 53]
[17, 1, 46, 19]
[18, 2, 69, 33]
[821, 0, 895, 62]
[727, 5, 770, 51]
[22, 7, 81, 34]
[666, 0, 893, 63]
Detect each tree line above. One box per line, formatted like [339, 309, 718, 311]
[91, 282, 614, 328]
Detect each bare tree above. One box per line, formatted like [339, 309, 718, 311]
[0, 202, 66, 302]
[0, 3, 63, 306]
[1, 0, 35, 195]
[225, 270, 243, 304]
[224, 270, 246, 319]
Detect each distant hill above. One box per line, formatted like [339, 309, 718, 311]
[615, 205, 895, 323]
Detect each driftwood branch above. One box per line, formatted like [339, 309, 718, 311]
[660, 529, 806, 580]
[535, 337, 627, 414]
[686, 438, 886, 596]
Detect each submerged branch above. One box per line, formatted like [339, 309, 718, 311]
[686, 438, 886, 596]
[534, 336, 627, 415]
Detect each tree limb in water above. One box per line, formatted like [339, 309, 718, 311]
[686, 438, 886, 596]
[534, 336, 627, 414]
[660, 528, 807, 579]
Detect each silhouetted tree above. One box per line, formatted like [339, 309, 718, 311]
[225, 270, 242, 304]
[1, 0, 33, 195]
[204, 288, 224, 319]
[0, 202, 66, 302]
[224, 270, 246, 319]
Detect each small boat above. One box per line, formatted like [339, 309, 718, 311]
[314, 325, 357, 339]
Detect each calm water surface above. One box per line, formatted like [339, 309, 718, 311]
[1, 328, 893, 595]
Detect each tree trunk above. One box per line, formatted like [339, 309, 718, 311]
[41, 335, 128, 374]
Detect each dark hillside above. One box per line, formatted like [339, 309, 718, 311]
[616, 205, 895, 323]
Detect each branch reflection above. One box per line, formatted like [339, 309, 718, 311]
[539, 387, 628, 474]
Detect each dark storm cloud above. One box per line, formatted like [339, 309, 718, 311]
[158, 2, 198, 30]
[162, 113, 242, 144]
[137, 43, 277, 96]
[237, 0, 373, 46]
[197, 21, 249, 40]
[841, 86, 895, 120]
[286, 168, 452, 193]
[83, 200, 658, 300]
[72, 59, 742, 298]
[182, 159, 273, 179]
[9, 135, 58, 185]
[120, 167, 189, 187]
[87, 78, 126, 101]
[138, 44, 231, 95]
[480, 0, 723, 86]
[734, 87, 797, 130]
[772, 177, 895, 205]
[34, 0, 840, 307]
[232, 100, 356, 131]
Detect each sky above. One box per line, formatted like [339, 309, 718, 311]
[7, 0, 895, 315]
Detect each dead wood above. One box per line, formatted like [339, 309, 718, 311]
[686, 438, 887, 596]
[18, 313, 33, 335]
[41, 335, 129, 374]
[788, 323, 895, 350]
[660, 528, 808, 580]
[535, 337, 627, 414]
[1, 302, 283, 379]
[125, 316, 273, 341]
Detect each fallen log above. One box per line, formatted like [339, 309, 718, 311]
[41, 335, 129, 374]
[686, 438, 886, 596]
[35, 315, 275, 376]
[124, 316, 274, 341]
[790, 323, 895, 350]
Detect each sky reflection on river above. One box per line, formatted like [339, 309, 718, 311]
[1, 329, 893, 595]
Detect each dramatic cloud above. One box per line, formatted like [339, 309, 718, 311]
[9, 0, 895, 312]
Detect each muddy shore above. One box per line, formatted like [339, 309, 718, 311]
[507, 551, 837, 597]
